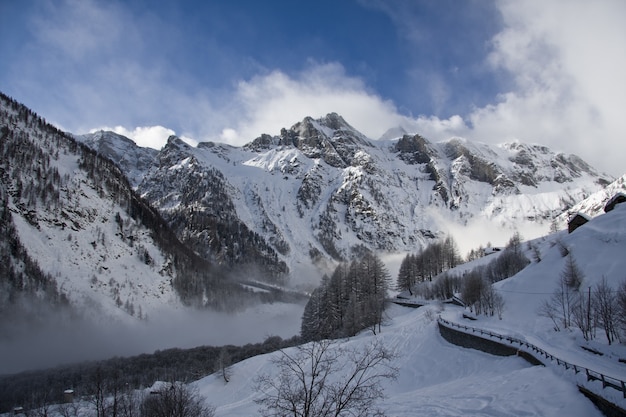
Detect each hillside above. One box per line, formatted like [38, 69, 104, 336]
[194, 305, 603, 416]
[192, 200, 626, 416]
[0, 93, 306, 373]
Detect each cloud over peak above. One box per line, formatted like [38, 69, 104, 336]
[2, 0, 624, 176]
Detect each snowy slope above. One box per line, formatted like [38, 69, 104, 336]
[0, 97, 179, 324]
[78, 130, 159, 187]
[0, 94, 308, 373]
[482, 203, 626, 366]
[192, 204, 626, 416]
[195, 305, 603, 417]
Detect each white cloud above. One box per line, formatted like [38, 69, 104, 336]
[89, 125, 198, 149]
[365, 0, 626, 177]
[464, 0, 626, 176]
[32, 0, 130, 61]
[219, 64, 412, 144]
[16, 0, 218, 148]
[217, 1, 626, 177]
[12, 0, 625, 177]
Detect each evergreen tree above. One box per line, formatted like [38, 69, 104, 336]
[301, 253, 390, 341]
[396, 253, 415, 295]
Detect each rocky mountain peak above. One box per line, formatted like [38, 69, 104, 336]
[245, 113, 373, 168]
[73, 106, 615, 285]
[393, 134, 436, 165]
[78, 130, 158, 187]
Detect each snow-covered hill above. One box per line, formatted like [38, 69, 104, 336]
[0, 94, 179, 323]
[194, 306, 602, 416]
[81, 113, 613, 289]
[192, 196, 626, 416]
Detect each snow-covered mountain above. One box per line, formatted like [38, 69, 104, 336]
[0, 92, 277, 334]
[2, 93, 626, 414]
[81, 113, 613, 286]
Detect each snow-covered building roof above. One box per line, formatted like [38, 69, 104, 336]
[567, 212, 591, 233]
[604, 192, 626, 213]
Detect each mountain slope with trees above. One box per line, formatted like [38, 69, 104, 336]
[0, 92, 281, 331]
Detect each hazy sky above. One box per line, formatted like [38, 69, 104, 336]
[1, 0, 624, 176]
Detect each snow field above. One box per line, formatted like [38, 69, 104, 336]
[195, 304, 604, 416]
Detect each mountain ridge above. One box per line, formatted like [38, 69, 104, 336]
[78, 112, 612, 287]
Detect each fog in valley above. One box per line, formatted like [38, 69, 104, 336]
[0, 300, 305, 375]
[0, 255, 412, 375]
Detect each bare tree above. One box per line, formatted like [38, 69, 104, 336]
[88, 367, 107, 417]
[593, 277, 619, 344]
[216, 347, 232, 383]
[572, 289, 593, 341]
[538, 273, 578, 330]
[488, 286, 505, 319]
[540, 257, 584, 330]
[57, 402, 80, 417]
[461, 272, 484, 314]
[562, 256, 584, 290]
[118, 388, 142, 417]
[140, 382, 214, 417]
[28, 389, 54, 417]
[618, 280, 626, 338]
[538, 298, 562, 331]
[255, 339, 398, 417]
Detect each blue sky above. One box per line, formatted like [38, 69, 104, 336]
[1, 0, 625, 176]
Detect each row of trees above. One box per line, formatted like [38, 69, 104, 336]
[460, 271, 505, 318]
[0, 334, 300, 413]
[398, 234, 528, 319]
[539, 255, 626, 345]
[23, 380, 214, 417]
[455, 234, 529, 317]
[301, 253, 390, 341]
[396, 235, 462, 294]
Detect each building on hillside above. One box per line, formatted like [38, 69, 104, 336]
[568, 212, 591, 233]
[63, 389, 75, 403]
[604, 192, 626, 213]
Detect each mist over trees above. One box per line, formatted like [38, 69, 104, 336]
[301, 253, 390, 342]
[0, 334, 301, 413]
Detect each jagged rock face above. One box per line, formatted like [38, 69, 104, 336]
[83, 113, 613, 275]
[248, 113, 372, 169]
[80, 130, 159, 187]
[393, 134, 435, 165]
[137, 137, 288, 282]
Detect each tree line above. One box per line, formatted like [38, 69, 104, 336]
[301, 252, 390, 342]
[395, 235, 462, 295]
[397, 233, 529, 318]
[0, 334, 300, 413]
